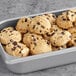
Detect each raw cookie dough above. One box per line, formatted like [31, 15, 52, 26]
[56, 14, 73, 29]
[50, 30, 71, 46]
[30, 39, 52, 55]
[16, 17, 31, 33]
[23, 32, 42, 47]
[0, 30, 21, 44]
[29, 16, 51, 34]
[5, 41, 29, 57]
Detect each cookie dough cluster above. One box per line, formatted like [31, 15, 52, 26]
[0, 9, 76, 57]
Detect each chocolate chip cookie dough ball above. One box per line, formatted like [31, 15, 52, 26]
[50, 30, 71, 46]
[16, 17, 31, 33]
[56, 14, 73, 29]
[30, 39, 52, 55]
[0, 32, 10, 44]
[68, 27, 76, 47]
[23, 32, 43, 47]
[42, 13, 56, 25]
[5, 41, 29, 57]
[29, 16, 51, 35]
[0, 30, 21, 44]
[67, 11, 76, 22]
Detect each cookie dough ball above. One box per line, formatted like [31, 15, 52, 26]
[29, 16, 51, 34]
[5, 41, 29, 57]
[67, 30, 76, 47]
[56, 14, 73, 29]
[62, 11, 76, 22]
[42, 13, 56, 25]
[68, 22, 76, 37]
[0, 30, 21, 44]
[1, 27, 14, 33]
[67, 11, 76, 22]
[16, 17, 31, 33]
[30, 39, 52, 55]
[50, 30, 71, 46]
[0, 32, 11, 44]
[23, 33, 42, 47]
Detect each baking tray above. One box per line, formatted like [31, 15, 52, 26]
[0, 7, 76, 73]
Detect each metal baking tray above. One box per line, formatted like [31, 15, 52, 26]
[0, 7, 76, 73]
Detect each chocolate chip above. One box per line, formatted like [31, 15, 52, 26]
[31, 35, 34, 37]
[54, 42, 56, 44]
[32, 25, 35, 29]
[19, 51, 21, 53]
[10, 39, 13, 42]
[37, 22, 40, 25]
[37, 37, 39, 40]
[41, 25, 45, 29]
[25, 18, 27, 22]
[12, 47, 16, 51]
[40, 30, 42, 33]
[47, 18, 49, 20]
[32, 16, 35, 18]
[10, 31, 13, 32]
[17, 45, 21, 48]
[33, 38, 36, 41]
[52, 14, 56, 18]
[67, 18, 70, 21]
[46, 33, 51, 36]
[72, 22, 75, 26]
[54, 29, 58, 32]
[74, 40, 76, 42]
[44, 14, 48, 16]
[2, 30, 6, 32]
[61, 31, 65, 35]
[41, 34, 44, 38]
[55, 46, 59, 48]
[27, 24, 29, 26]
[50, 32, 55, 36]
[71, 14, 74, 16]
[63, 18, 66, 21]
[34, 42, 37, 46]
[47, 41, 50, 45]
[13, 41, 17, 45]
